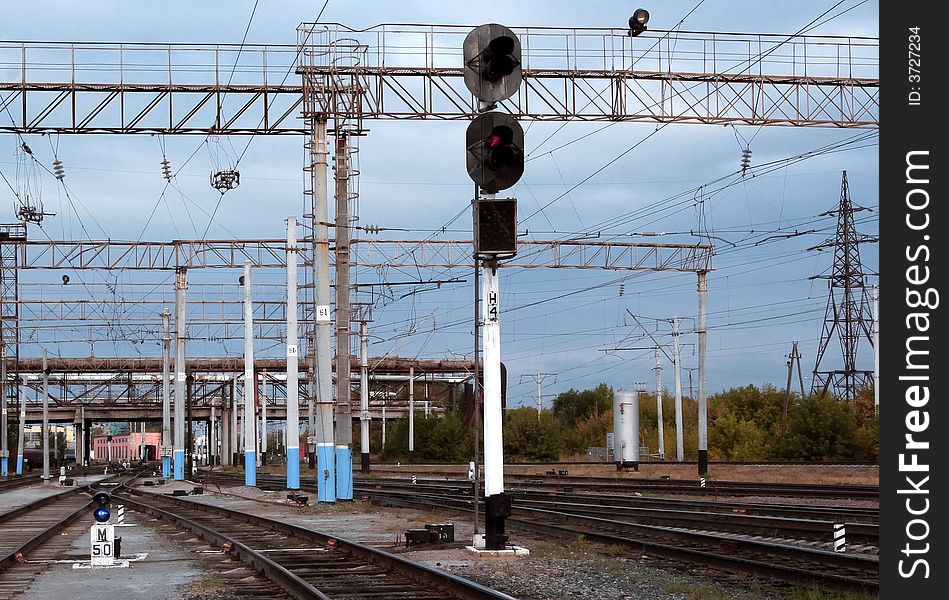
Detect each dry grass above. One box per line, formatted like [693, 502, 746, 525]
[378, 461, 879, 486]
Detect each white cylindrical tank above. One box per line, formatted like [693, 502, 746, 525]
[613, 389, 640, 467]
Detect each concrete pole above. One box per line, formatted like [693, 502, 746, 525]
[16, 374, 26, 474]
[173, 268, 187, 481]
[654, 348, 664, 459]
[161, 310, 172, 477]
[243, 261, 257, 486]
[260, 372, 267, 466]
[697, 271, 708, 476]
[78, 407, 85, 466]
[381, 401, 386, 448]
[42, 349, 49, 481]
[209, 403, 216, 466]
[286, 216, 301, 490]
[334, 133, 353, 500]
[673, 317, 684, 462]
[220, 385, 230, 465]
[359, 321, 370, 474]
[872, 285, 879, 413]
[310, 117, 336, 502]
[231, 376, 238, 461]
[408, 365, 415, 463]
[1, 344, 7, 477]
[535, 377, 542, 421]
[255, 375, 262, 469]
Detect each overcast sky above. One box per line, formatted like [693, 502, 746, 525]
[1, 1, 879, 409]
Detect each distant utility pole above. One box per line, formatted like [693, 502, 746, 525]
[622, 311, 695, 461]
[783, 341, 805, 419]
[672, 317, 684, 462]
[519, 373, 556, 421]
[872, 285, 879, 414]
[653, 348, 664, 459]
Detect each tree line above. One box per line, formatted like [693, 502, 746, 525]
[365, 383, 878, 462]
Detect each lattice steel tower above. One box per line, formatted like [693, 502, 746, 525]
[809, 171, 876, 401]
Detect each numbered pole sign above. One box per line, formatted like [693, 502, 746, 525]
[90, 523, 115, 566]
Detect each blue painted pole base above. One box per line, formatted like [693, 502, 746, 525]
[287, 447, 300, 490]
[336, 446, 353, 500]
[162, 456, 171, 478]
[1, 457, 8, 477]
[173, 450, 185, 480]
[16, 455, 23, 475]
[316, 444, 336, 503]
[244, 451, 256, 486]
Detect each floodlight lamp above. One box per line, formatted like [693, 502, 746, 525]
[629, 9, 649, 36]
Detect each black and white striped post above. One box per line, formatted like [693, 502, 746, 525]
[833, 523, 846, 553]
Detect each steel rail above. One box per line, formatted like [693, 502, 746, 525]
[358, 485, 878, 593]
[0, 483, 98, 572]
[114, 486, 517, 600]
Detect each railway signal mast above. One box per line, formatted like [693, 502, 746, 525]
[464, 23, 523, 552]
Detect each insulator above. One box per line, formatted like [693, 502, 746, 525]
[740, 147, 752, 173]
[161, 158, 172, 181]
[364, 224, 380, 234]
[619, 283, 625, 297]
[53, 158, 65, 180]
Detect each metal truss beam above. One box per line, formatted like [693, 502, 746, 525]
[18, 238, 711, 272]
[1, 26, 878, 133]
[13, 356, 472, 374]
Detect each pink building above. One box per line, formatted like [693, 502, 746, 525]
[92, 432, 162, 462]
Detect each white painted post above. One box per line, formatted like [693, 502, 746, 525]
[655, 348, 664, 459]
[673, 317, 684, 462]
[161, 308, 171, 474]
[481, 264, 504, 498]
[286, 216, 301, 490]
[408, 365, 415, 462]
[42, 349, 50, 482]
[243, 262, 256, 486]
[173, 269, 187, 480]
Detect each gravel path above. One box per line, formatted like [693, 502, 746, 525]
[438, 534, 782, 600]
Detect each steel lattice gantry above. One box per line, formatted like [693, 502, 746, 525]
[1, 25, 878, 133]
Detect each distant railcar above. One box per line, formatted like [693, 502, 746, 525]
[18, 447, 76, 469]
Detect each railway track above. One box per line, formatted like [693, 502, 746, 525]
[200, 471, 878, 592]
[0, 472, 138, 598]
[357, 479, 879, 527]
[203, 472, 879, 541]
[364, 485, 878, 593]
[115, 485, 516, 600]
[0, 474, 43, 494]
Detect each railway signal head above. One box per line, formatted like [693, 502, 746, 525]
[463, 24, 522, 103]
[466, 112, 524, 193]
[92, 490, 111, 523]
